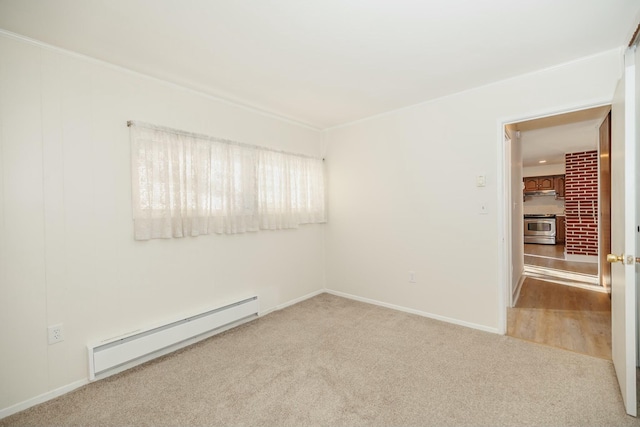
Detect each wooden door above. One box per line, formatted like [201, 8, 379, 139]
[609, 47, 638, 417]
[599, 113, 611, 290]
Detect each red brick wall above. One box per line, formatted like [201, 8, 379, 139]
[565, 150, 598, 256]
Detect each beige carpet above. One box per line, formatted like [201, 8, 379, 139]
[1, 293, 636, 426]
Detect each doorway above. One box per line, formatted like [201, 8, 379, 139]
[503, 105, 612, 359]
[507, 277, 611, 358]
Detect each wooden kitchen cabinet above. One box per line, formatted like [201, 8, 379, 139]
[523, 176, 552, 191]
[538, 176, 555, 190]
[556, 215, 566, 244]
[554, 175, 565, 198]
[523, 174, 565, 196]
[523, 177, 540, 191]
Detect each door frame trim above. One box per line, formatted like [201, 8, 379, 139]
[496, 100, 613, 334]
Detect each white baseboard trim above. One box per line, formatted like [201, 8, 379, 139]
[325, 289, 499, 334]
[0, 379, 88, 420]
[259, 288, 325, 317]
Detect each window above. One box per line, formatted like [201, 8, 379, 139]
[130, 122, 325, 240]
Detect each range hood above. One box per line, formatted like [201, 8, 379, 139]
[523, 189, 557, 197]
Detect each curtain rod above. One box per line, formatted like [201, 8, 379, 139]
[127, 120, 324, 161]
[628, 23, 640, 47]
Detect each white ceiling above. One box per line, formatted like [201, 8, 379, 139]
[517, 106, 611, 167]
[520, 120, 600, 167]
[0, 0, 638, 129]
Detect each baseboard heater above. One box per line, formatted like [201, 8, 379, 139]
[87, 296, 259, 380]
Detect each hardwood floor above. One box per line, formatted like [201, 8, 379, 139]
[524, 243, 598, 276]
[508, 278, 611, 359]
[524, 243, 566, 259]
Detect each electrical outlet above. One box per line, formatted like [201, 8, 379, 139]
[48, 324, 64, 345]
[409, 271, 416, 283]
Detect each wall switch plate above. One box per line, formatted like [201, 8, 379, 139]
[479, 203, 488, 215]
[48, 324, 64, 344]
[409, 271, 416, 283]
[476, 175, 486, 187]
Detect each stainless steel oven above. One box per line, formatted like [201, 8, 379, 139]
[524, 214, 556, 245]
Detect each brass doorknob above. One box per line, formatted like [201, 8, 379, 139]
[607, 254, 624, 263]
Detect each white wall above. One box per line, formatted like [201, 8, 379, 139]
[0, 34, 324, 413]
[0, 30, 626, 418]
[523, 195, 565, 215]
[523, 163, 566, 176]
[324, 49, 622, 331]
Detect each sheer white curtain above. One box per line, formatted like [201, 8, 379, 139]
[257, 150, 326, 229]
[130, 122, 325, 240]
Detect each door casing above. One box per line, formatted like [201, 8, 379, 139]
[497, 101, 612, 333]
